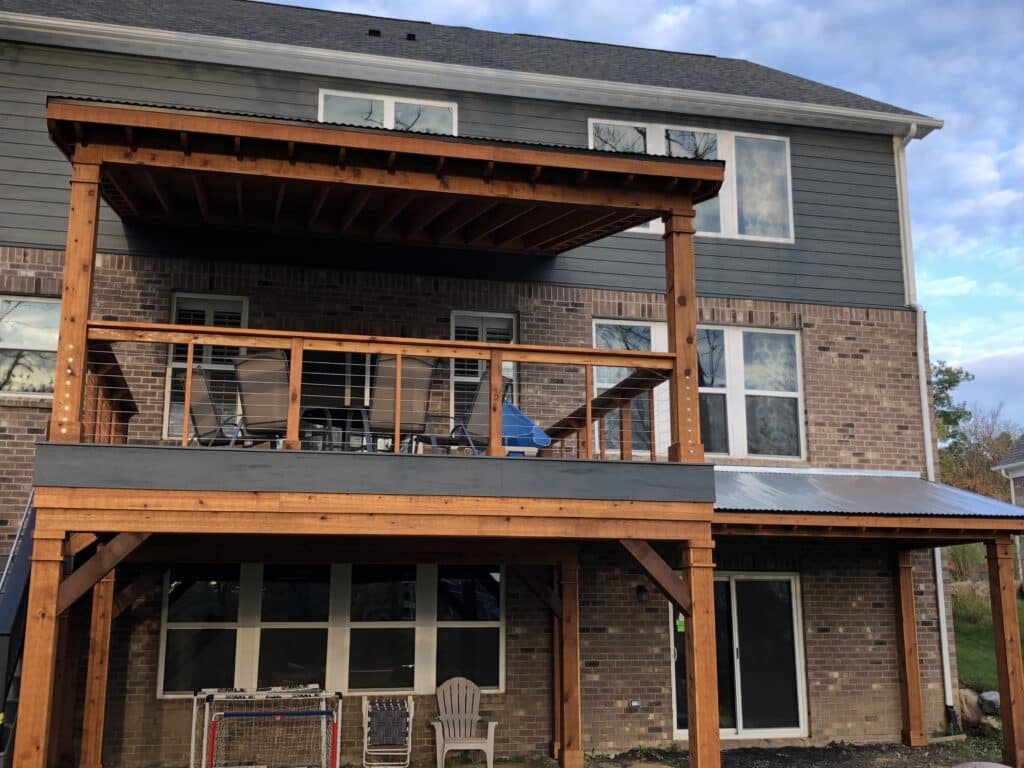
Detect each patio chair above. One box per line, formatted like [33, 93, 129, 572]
[178, 367, 242, 447]
[431, 676, 497, 768]
[431, 362, 493, 454]
[362, 696, 414, 768]
[356, 355, 439, 452]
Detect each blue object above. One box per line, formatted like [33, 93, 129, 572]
[501, 401, 552, 449]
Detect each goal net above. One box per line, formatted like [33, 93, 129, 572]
[191, 686, 341, 768]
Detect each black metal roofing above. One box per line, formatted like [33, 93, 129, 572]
[714, 470, 1024, 519]
[996, 436, 1024, 469]
[3, 0, 928, 119]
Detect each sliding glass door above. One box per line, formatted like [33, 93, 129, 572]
[672, 573, 806, 739]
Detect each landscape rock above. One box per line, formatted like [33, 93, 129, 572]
[978, 714, 1003, 739]
[979, 690, 1002, 716]
[958, 687, 983, 726]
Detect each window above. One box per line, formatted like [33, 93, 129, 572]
[319, 89, 458, 136]
[588, 119, 793, 242]
[699, 327, 804, 459]
[594, 321, 803, 459]
[164, 293, 248, 440]
[671, 573, 807, 739]
[159, 563, 505, 697]
[0, 296, 59, 395]
[450, 312, 516, 420]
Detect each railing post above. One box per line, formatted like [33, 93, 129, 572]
[579, 365, 593, 459]
[618, 399, 633, 461]
[488, 350, 503, 457]
[663, 209, 703, 463]
[284, 337, 303, 450]
[180, 342, 195, 447]
[393, 353, 403, 453]
[50, 160, 101, 442]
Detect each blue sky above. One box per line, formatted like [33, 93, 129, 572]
[272, 0, 1024, 421]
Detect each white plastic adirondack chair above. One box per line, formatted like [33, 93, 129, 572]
[431, 677, 497, 768]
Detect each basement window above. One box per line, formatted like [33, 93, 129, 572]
[318, 89, 458, 136]
[0, 295, 59, 395]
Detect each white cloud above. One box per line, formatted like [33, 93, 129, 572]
[918, 274, 979, 297]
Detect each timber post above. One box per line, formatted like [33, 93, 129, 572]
[894, 550, 927, 747]
[681, 539, 719, 768]
[558, 551, 583, 768]
[80, 571, 116, 768]
[987, 536, 1024, 767]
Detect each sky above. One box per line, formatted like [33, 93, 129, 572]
[270, 0, 1024, 421]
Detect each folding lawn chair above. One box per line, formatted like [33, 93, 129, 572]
[362, 696, 414, 768]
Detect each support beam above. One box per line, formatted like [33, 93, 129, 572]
[558, 551, 583, 768]
[57, 532, 150, 614]
[112, 569, 162, 619]
[663, 210, 703, 462]
[620, 539, 691, 616]
[50, 160, 100, 442]
[987, 536, 1024, 768]
[894, 550, 927, 747]
[513, 566, 561, 617]
[13, 531, 65, 768]
[681, 540, 719, 768]
[80, 572, 115, 768]
[48, 603, 84, 768]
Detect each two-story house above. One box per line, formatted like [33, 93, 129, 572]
[0, 2, 1022, 768]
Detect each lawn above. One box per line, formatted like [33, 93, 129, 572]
[953, 588, 1024, 691]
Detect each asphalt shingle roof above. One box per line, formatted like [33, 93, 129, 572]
[2, 0, 929, 119]
[997, 436, 1024, 469]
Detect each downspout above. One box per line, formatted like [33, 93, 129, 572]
[896, 123, 959, 731]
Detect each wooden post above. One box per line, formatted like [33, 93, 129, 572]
[392, 354, 403, 453]
[618, 399, 633, 461]
[681, 540, 719, 768]
[50, 160, 101, 442]
[80, 571, 116, 768]
[47, 610, 76, 768]
[663, 210, 703, 463]
[987, 536, 1024, 768]
[894, 550, 927, 747]
[579, 365, 593, 460]
[14, 531, 66, 768]
[552, 567, 563, 761]
[488, 350, 504, 457]
[284, 337, 304, 450]
[558, 551, 583, 768]
[180, 342, 195, 447]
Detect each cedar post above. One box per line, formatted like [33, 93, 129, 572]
[284, 337, 304, 450]
[80, 571, 116, 768]
[682, 540, 719, 768]
[50, 160, 101, 442]
[894, 550, 927, 746]
[488, 350, 504, 456]
[13, 531, 66, 768]
[552, 568, 563, 761]
[558, 551, 583, 768]
[987, 536, 1024, 767]
[663, 210, 703, 463]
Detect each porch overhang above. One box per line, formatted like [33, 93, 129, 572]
[46, 98, 724, 256]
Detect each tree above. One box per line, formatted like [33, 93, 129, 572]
[932, 361, 974, 445]
[941, 405, 1022, 502]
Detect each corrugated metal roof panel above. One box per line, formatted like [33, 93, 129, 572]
[714, 470, 1024, 519]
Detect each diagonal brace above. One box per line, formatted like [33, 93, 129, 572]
[513, 566, 562, 618]
[620, 539, 692, 617]
[57, 533, 150, 615]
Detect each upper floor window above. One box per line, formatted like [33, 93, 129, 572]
[450, 311, 517, 418]
[319, 89, 458, 136]
[0, 296, 59, 395]
[588, 119, 794, 242]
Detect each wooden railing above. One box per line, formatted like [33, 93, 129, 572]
[81, 321, 677, 461]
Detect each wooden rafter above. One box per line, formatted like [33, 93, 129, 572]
[273, 182, 287, 223]
[490, 207, 577, 247]
[141, 169, 170, 214]
[430, 199, 499, 242]
[373, 192, 414, 236]
[191, 175, 209, 221]
[402, 196, 456, 238]
[339, 188, 371, 232]
[56, 532, 150, 614]
[66, 533, 98, 556]
[462, 204, 534, 246]
[102, 169, 139, 217]
[513, 566, 561, 617]
[307, 185, 331, 227]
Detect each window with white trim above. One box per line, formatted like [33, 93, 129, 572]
[0, 295, 59, 395]
[319, 89, 458, 135]
[671, 572, 807, 739]
[450, 311, 517, 419]
[159, 563, 505, 696]
[164, 293, 248, 439]
[588, 119, 794, 242]
[595, 320, 804, 459]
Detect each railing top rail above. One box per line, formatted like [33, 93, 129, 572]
[86, 320, 675, 369]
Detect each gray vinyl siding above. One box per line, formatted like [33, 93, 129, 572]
[0, 40, 906, 308]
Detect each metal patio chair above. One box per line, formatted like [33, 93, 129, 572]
[362, 696, 414, 768]
[179, 367, 242, 447]
[356, 354, 440, 452]
[431, 677, 496, 768]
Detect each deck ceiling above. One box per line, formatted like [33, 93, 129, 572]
[47, 99, 724, 256]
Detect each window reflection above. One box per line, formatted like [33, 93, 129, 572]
[746, 396, 800, 456]
[743, 332, 797, 392]
[395, 102, 454, 134]
[735, 136, 791, 238]
[592, 122, 646, 154]
[697, 329, 726, 387]
[666, 130, 721, 233]
[322, 94, 385, 128]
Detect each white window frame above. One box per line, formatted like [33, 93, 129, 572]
[158, 563, 506, 699]
[587, 118, 795, 244]
[699, 325, 806, 460]
[450, 311, 517, 423]
[669, 571, 808, 741]
[318, 88, 459, 135]
[0, 294, 60, 398]
[591, 318, 669, 457]
[162, 292, 249, 440]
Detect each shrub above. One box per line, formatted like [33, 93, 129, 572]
[948, 543, 986, 582]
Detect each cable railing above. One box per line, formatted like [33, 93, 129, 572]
[80, 321, 677, 461]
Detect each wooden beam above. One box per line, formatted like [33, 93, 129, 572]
[681, 540, 720, 768]
[67, 532, 98, 556]
[307, 185, 331, 227]
[49, 160, 100, 442]
[13, 532, 65, 768]
[372, 192, 414, 236]
[56, 533, 150, 614]
[987, 536, 1024, 768]
[402, 196, 456, 238]
[552, 567, 562, 761]
[48, 603, 83, 768]
[102, 168, 139, 216]
[339, 188, 371, 232]
[512, 566, 561, 617]
[191, 175, 209, 221]
[112, 570, 161, 619]
[274, 182, 287, 223]
[558, 551, 583, 768]
[663, 211, 702, 462]
[79, 572, 115, 768]
[620, 539, 691, 616]
[894, 550, 927, 747]
[429, 199, 499, 242]
[141, 168, 170, 214]
[490, 207, 577, 247]
[462, 204, 534, 246]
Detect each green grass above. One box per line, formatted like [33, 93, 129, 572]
[953, 590, 1024, 691]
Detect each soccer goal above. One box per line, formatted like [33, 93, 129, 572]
[190, 685, 342, 768]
